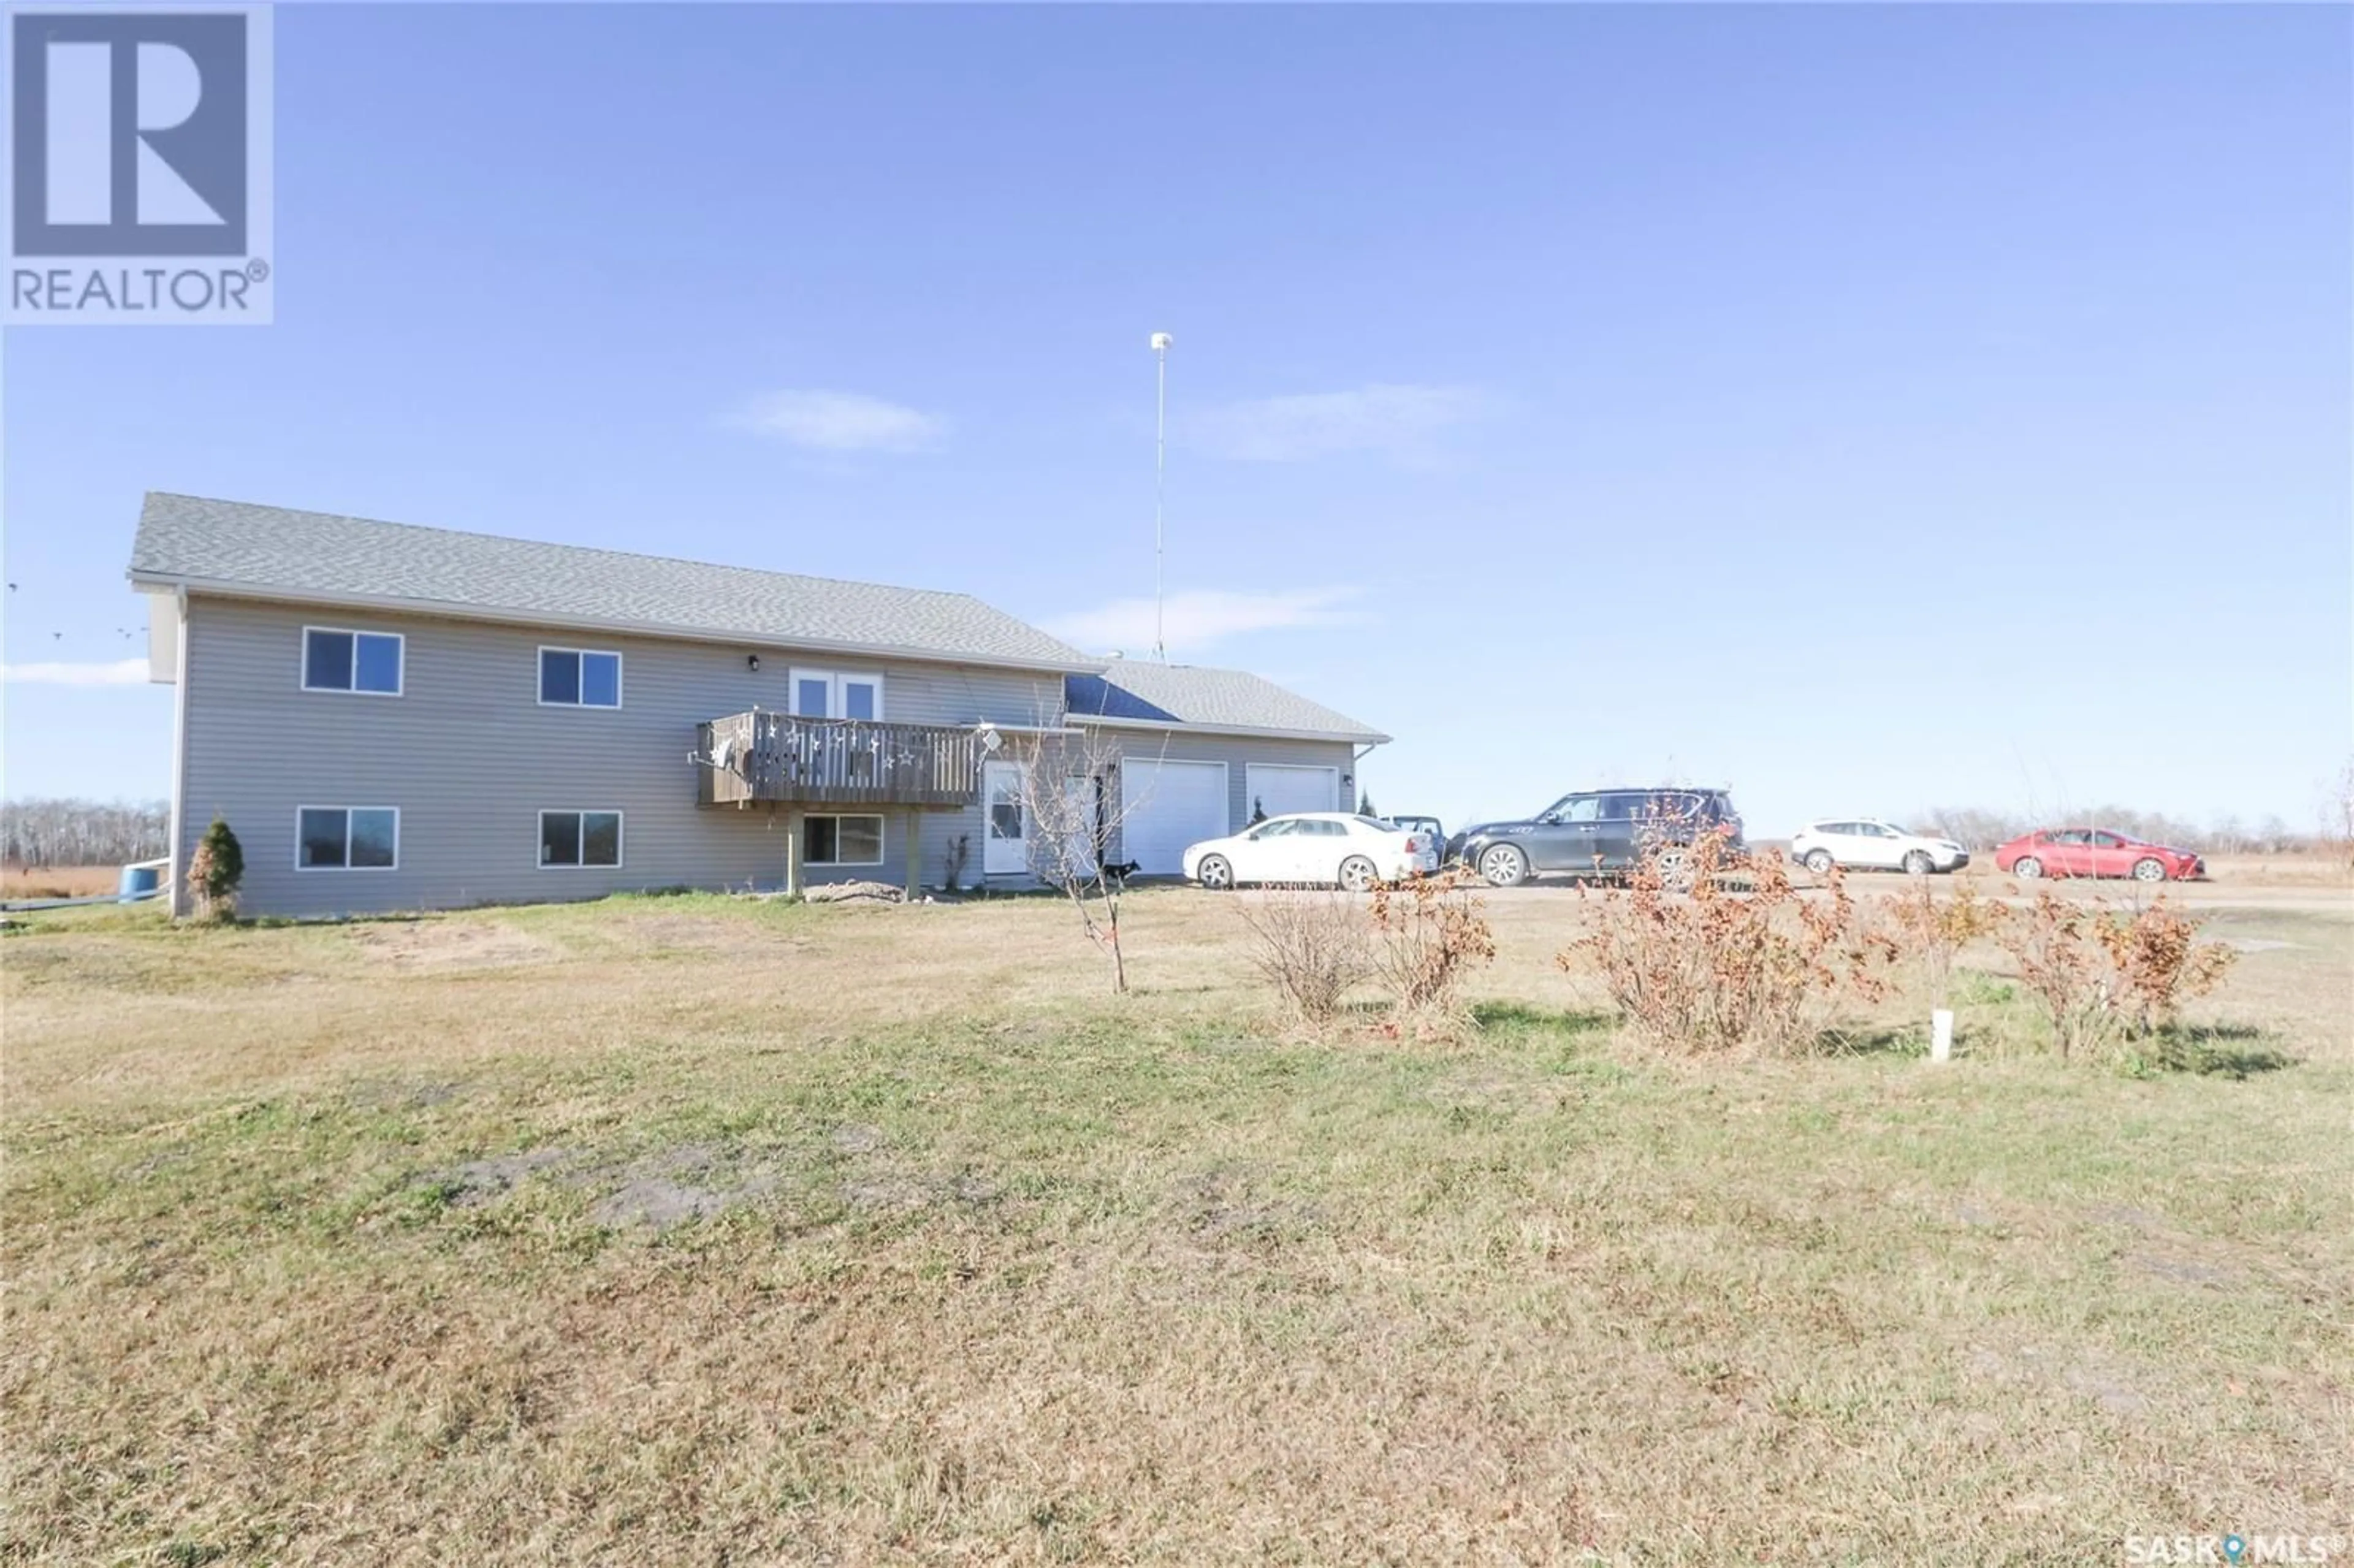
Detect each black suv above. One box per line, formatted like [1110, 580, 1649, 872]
[1449, 788, 1744, 887]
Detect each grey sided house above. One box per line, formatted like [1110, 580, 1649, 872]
[128, 493, 1388, 918]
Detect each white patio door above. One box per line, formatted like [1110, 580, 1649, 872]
[983, 760, 1030, 875]
[790, 669, 883, 721]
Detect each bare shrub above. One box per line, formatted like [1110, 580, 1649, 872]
[1991, 892, 2238, 1060]
[1366, 867, 1495, 1033]
[1239, 889, 1369, 1026]
[2095, 897, 2238, 1037]
[1564, 833, 1892, 1056]
[1990, 891, 2111, 1061]
[1885, 878, 1997, 1009]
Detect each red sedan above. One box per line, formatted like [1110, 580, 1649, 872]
[1993, 828, 2205, 883]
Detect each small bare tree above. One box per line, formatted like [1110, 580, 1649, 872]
[2327, 758, 2354, 875]
[1015, 728, 1146, 994]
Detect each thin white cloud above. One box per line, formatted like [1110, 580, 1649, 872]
[1044, 587, 1363, 656]
[3, 658, 149, 686]
[731, 389, 946, 453]
[1188, 382, 1494, 462]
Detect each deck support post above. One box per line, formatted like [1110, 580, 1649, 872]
[904, 809, 922, 899]
[785, 809, 805, 897]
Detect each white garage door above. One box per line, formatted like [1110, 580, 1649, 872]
[1121, 759, 1228, 875]
[1246, 763, 1341, 821]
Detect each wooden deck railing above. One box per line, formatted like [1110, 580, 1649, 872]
[697, 712, 982, 808]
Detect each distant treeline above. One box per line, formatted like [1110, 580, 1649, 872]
[1, 798, 171, 868]
[1913, 805, 2315, 856]
[0, 795, 2326, 867]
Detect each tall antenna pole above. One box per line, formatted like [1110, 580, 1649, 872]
[1150, 330, 1173, 663]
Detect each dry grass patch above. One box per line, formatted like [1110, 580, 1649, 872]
[0, 863, 118, 900]
[343, 918, 565, 972]
[4, 889, 2349, 1564]
[2188, 851, 2353, 886]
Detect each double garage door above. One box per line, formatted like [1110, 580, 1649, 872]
[1119, 759, 1342, 875]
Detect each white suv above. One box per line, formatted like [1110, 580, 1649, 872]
[1789, 819, 1969, 876]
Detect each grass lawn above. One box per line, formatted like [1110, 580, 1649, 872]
[4, 887, 2348, 1564]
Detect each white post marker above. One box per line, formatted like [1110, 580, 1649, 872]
[1930, 1008, 1955, 1063]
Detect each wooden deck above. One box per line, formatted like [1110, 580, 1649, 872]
[697, 712, 982, 809]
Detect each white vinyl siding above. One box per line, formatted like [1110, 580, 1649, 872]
[179, 597, 1065, 915]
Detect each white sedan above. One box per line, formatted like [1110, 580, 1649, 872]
[1789, 818, 1970, 876]
[1184, 813, 1430, 892]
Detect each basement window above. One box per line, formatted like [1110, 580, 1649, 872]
[297, 807, 399, 870]
[806, 814, 883, 867]
[540, 810, 623, 868]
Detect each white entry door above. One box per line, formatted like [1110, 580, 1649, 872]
[1120, 758, 1228, 875]
[1246, 763, 1341, 820]
[983, 759, 1029, 874]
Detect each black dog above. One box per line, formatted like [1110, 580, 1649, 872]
[1097, 859, 1143, 885]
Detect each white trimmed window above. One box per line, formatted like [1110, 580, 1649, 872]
[297, 807, 399, 870]
[806, 814, 883, 866]
[303, 628, 403, 695]
[539, 647, 622, 708]
[540, 810, 623, 868]
[788, 668, 882, 721]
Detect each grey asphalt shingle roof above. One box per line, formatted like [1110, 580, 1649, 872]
[1067, 661, 1388, 743]
[128, 492, 1098, 671]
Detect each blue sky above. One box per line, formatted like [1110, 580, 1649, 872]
[6, 4, 2348, 837]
